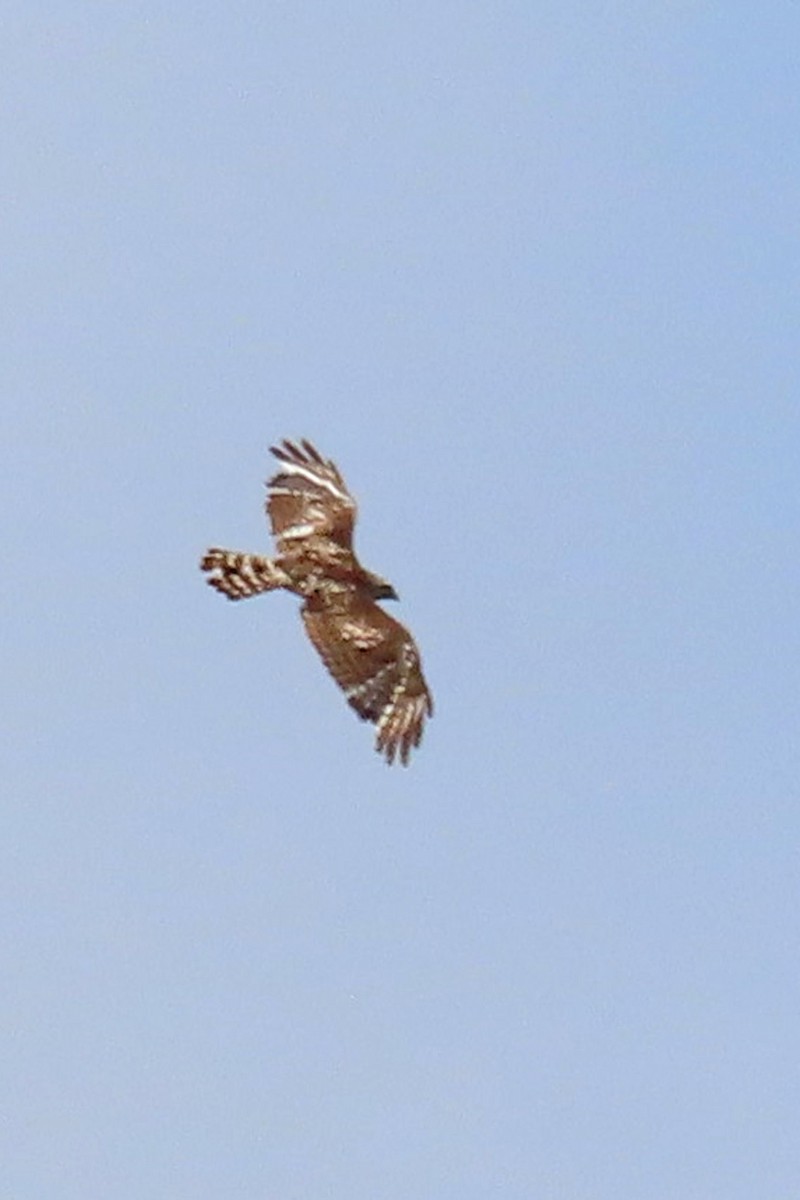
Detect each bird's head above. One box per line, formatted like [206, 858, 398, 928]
[366, 571, 399, 602]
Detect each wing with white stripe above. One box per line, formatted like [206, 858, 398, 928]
[301, 596, 433, 766]
[267, 439, 356, 553]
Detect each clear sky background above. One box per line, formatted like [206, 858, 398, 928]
[4, 4, 799, 1197]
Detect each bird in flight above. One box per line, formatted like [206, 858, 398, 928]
[200, 439, 433, 765]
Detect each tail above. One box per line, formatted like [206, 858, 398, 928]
[200, 548, 289, 600]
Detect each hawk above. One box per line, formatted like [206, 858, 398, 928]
[200, 439, 433, 765]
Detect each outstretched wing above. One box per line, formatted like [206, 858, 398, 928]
[302, 596, 433, 766]
[267, 439, 356, 555]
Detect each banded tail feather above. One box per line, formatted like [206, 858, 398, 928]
[200, 549, 289, 600]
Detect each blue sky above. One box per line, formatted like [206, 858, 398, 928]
[4, 4, 800, 1197]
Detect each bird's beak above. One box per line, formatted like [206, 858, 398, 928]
[369, 573, 399, 601]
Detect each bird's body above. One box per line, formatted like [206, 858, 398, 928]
[201, 439, 432, 765]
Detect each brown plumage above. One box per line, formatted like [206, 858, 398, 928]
[200, 439, 433, 765]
